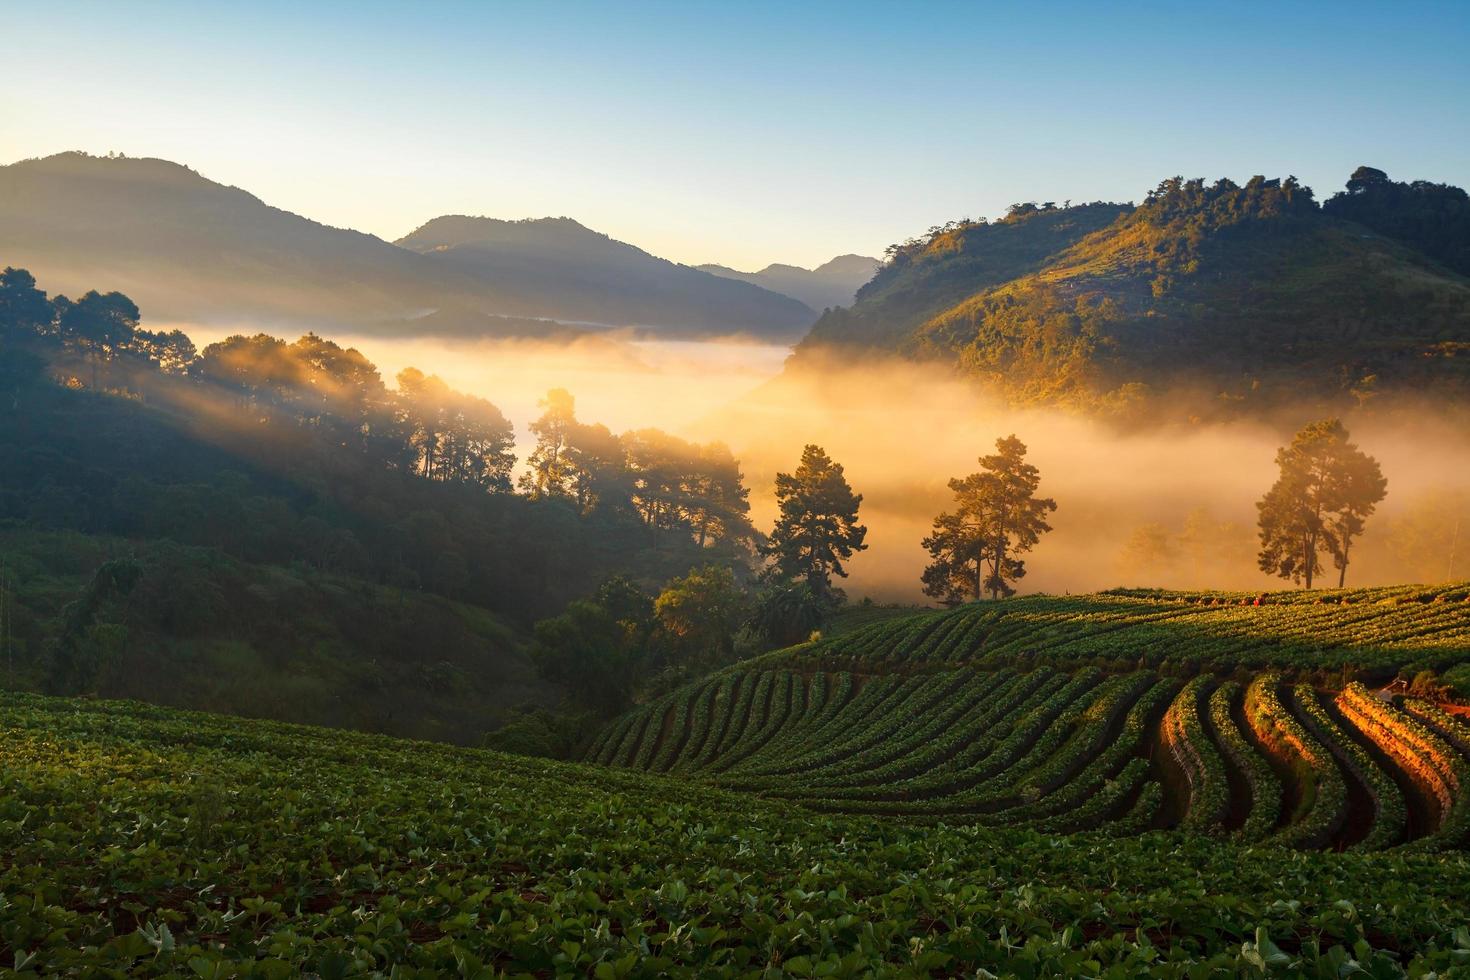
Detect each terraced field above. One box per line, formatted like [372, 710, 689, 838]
[588, 585, 1470, 850]
[6, 692, 1470, 976]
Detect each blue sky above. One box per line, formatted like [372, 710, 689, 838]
[3, 0, 1467, 269]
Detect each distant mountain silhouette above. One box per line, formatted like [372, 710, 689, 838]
[0, 153, 816, 338]
[396, 215, 816, 335]
[697, 254, 880, 311]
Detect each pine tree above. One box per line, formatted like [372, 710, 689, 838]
[922, 435, 1056, 601]
[1257, 419, 1386, 588]
[762, 445, 867, 600]
[518, 388, 578, 498]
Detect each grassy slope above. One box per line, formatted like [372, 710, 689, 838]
[0, 528, 548, 744]
[4, 691, 1469, 976]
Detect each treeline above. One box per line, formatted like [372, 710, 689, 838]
[1323, 166, 1470, 277]
[0, 264, 754, 629]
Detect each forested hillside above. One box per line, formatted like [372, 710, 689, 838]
[797, 170, 1470, 420]
[0, 264, 764, 741]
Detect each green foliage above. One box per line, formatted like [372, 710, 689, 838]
[482, 706, 592, 759]
[7, 693, 1470, 975]
[801, 202, 1129, 350]
[0, 264, 758, 631]
[797, 169, 1470, 420]
[1324, 165, 1470, 276]
[595, 583, 1470, 855]
[1256, 419, 1387, 589]
[762, 445, 867, 600]
[748, 577, 834, 647]
[653, 564, 750, 668]
[922, 434, 1056, 601]
[0, 529, 545, 742]
[531, 599, 640, 717]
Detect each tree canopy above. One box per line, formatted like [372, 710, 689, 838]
[921, 435, 1056, 602]
[762, 445, 867, 601]
[1256, 419, 1387, 589]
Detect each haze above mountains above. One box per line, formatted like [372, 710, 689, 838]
[3, 151, 1468, 423]
[0, 152, 877, 339]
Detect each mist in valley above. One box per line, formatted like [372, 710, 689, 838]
[171, 322, 1470, 603]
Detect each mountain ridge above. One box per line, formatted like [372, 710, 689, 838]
[698, 253, 881, 311]
[0, 152, 815, 338]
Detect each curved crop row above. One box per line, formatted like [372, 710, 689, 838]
[1244, 674, 1347, 849]
[787, 670, 1010, 789]
[794, 670, 1058, 803]
[1293, 685, 1406, 850]
[1337, 683, 1470, 846]
[1206, 681, 1281, 842]
[1162, 677, 1229, 834]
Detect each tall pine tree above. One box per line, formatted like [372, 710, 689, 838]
[762, 445, 867, 601]
[922, 435, 1056, 601]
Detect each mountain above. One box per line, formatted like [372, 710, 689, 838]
[796, 173, 1470, 418]
[697, 253, 880, 311]
[0, 151, 483, 331]
[396, 215, 817, 336]
[0, 152, 815, 339]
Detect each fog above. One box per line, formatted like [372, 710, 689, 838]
[174, 324, 1470, 603]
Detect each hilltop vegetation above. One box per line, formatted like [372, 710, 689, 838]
[6, 691, 1470, 976]
[799, 170, 1470, 420]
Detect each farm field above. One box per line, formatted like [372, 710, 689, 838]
[6, 585, 1470, 976]
[5, 691, 1470, 977]
[590, 585, 1470, 850]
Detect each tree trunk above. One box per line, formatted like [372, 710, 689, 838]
[1337, 536, 1350, 589]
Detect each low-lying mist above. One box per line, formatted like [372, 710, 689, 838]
[174, 323, 1470, 603]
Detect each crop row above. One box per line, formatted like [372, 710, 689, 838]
[794, 585, 1470, 677]
[1244, 674, 1348, 849]
[592, 663, 1470, 850]
[1162, 677, 1230, 834]
[1337, 682, 1470, 846]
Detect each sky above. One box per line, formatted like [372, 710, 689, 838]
[3, 0, 1468, 270]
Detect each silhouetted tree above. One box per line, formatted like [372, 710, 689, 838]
[922, 435, 1056, 601]
[1257, 419, 1386, 588]
[0, 267, 53, 339]
[56, 290, 139, 387]
[763, 445, 867, 600]
[130, 329, 198, 375]
[748, 578, 831, 647]
[519, 388, 578, 498]
[1325, 166, 1470, 276]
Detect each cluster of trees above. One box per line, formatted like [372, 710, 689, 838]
[2, 264, 755, 556]
[529, 565, 754, 718]
[1256, 419, 1387, 589]
[517, 389, 754, 550]
[2, 264, 770, 639]
[1323, 166, 1470, 277]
